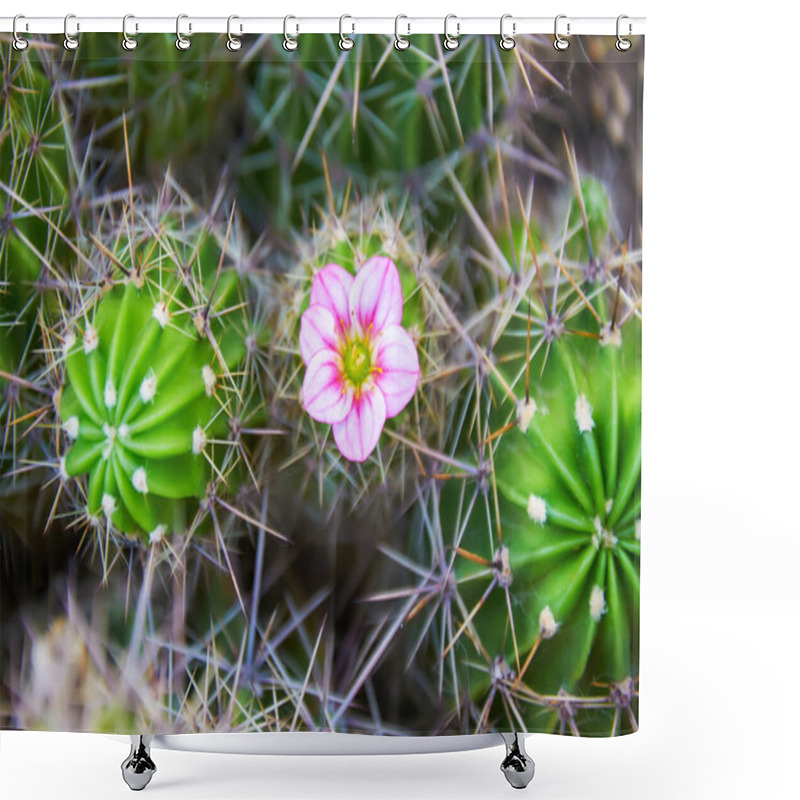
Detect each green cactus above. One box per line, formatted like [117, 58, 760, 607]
[446, 307, 640, 735]
[239, 34, 519, 233]
[501, 317, 640, 674]
[1, 46, 71, 376]
[0, 32, 644, 740]
[73, 34, 243, 193]
[57, 231, 248, 540]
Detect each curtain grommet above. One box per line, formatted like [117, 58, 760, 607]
[554, 14, 570, 51]
[443, 14, 460, 51]
[175, 13, 191, 51]
[616, 15, 633, 51]
[12, 14, 29, 51]
[227, 15, 242, 52]
[283, 15, 299, 51]
[499, 14, 516, 51]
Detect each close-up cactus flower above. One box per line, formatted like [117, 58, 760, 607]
[299, 257, 420, 462]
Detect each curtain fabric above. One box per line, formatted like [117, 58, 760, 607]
[0, 32, 643, 738]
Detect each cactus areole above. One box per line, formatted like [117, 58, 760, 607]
[58, 274, 244, 540]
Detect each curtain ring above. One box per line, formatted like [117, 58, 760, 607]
[283, 16, 299, 51]
[394, 15, 410, 51]
[499, 14, 515, 50]
[283, 15, 298, 51]
[122, 14, 138, 50]
[616, 15, 632, 51]
[443, 14, 459, 51]
[227, 15, 242, 51]
[339, 15, 354, 51]
[553, 14, 570, 51]
[64, 14, 79, 51]
[175, 14, 191, 51]
[12, 14, 29, 51]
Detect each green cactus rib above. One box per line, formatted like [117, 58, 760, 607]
[484, 314, 640, 691]
[59, 267, 245, 539]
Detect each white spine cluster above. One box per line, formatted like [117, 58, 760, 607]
[152, 301, 171, 328]
[526, 493, 547, 524]
[149, 524, 167, 544]
[590, 585, 607, 621]
[101, 424, 116, 460]
[62, 331, 76, 357]
[104, 379, 117, 408]
[575, 394, 594, 433]
[83, 324, 98, 354]
[192, 425, 207, 455]
[139, 370, 157, 403]
[592, 516, 618, 550]
[101, 493, 117, 519]
[63, 416, 80, 440]
[202, 365, 216, 397]
[600, 323, 622, 348]
[539, 606, 559, 639]
[132, 467, 148, 494]
[517, 397, 537, 434]
[574, 393, 595, 433]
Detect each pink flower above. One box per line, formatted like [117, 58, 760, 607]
[299, 257, 420, 462]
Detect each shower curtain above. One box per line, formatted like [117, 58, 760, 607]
[0, 29, 642, 740]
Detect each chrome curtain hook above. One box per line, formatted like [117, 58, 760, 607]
[283, 15, 298, 51]
[227, 15, 242, 51]
[553, 14, 570, 51]
[443, 14, 460, 51]
[394, 15, 410, 51]
[121, 14, 138, 50]
[339, 15, 354, 51]
[64, 14, 79, 51]
[175, 14, 191, 51]
[616, 14, 632, 51]
[499, 14, 515, 50]
[12, 14, 29, 51]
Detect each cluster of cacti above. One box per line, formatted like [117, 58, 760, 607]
[1, 45, 78, 554]
[1, 33, 642, 739]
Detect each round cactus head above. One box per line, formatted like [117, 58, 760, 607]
[58, 235, 247, 541]
[448, 304, 640, 734]
[494, 315, 640, 680]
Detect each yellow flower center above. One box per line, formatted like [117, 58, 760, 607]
[343, 337, 372, 387]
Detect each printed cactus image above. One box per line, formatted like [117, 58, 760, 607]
[300, 257, 420, 462]
[58, 266, 245, 539]
[453, 312, 641, 734]
[1, 33, 643, 741]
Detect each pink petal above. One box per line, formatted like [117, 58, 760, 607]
[332, 386, 387, 463]
[299, 304, 339, 364]
[350, 256, 403, 334]
[310, 263, 353, 332]
[302, 350, 352, 424]
[374, 325, 420, 418]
